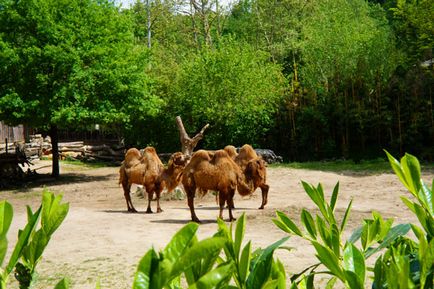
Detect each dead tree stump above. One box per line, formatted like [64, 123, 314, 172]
[175, 116, 209, 158]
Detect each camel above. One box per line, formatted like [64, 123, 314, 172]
[224, 145, 238, 160]
[119, 147, 187, 213]
[235, 144, 269, 209]
[182, 149, 253, 222]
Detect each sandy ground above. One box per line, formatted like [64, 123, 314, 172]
[1, 160, 432, 288]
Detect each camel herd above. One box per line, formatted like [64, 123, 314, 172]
[118, 144, 268, 222]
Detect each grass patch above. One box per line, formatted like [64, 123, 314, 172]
[272, 158, 434, 174]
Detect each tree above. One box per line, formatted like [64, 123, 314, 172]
[0, 0, 163, 176]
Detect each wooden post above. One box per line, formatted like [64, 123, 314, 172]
[175, 116, 209, 157]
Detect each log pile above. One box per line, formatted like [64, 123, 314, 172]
[0, 134, 126, 164]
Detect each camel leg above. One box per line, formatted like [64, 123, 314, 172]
[122, 182, 137, 213]
[156, 190, 163, 213]
[146, 189, 153, 213]
[227, 189, 236, 221]
[258, 184, 270, 209]
[218, 191, 225, 220]
[186, 186, 200, 222]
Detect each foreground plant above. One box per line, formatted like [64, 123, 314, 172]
[274, 151, 433, 288]
[0, 191, 69, 289]
[133, 213, 288, 289]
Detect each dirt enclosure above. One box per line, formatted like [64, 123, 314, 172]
[2, 160, 432, 288]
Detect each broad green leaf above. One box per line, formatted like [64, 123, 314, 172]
[163, 222, 199, 263]
[0, 237, 7, 268]
[419, 182, 433, 215]
[246, 237, 289, 289]
[311, 241, 345, 281]
[343, 270, 363, 289]
[330, 182, 339, 211]
[365, 224, 411, 258]
[410, 224, 425, 240]
[401, 153, 421, 195]
[234, 213, 246, 258]
[22, 229, 49, 270]
[343, 244, 365, 285]
[385, 151, 409, 192]
[172, 237, 226, 278]
[276, 211, 303, 236]
[0, 201, 13, 239]
[239, 241, 251, 284]
[272, 219, 293, 235]
[5, 205, 41, 276]
[41, 192, 69, 236]
[401, 196, 416, 214]
[133, 249, 159, 289]
[301, 209, 317, 239]
[302, 182, 328, 219]
[54, 278, 70, 289]
[188, 263, 233, 289]
[330, 224, 341, 256]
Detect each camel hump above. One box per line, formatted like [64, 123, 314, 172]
[224, 145, 238, 159]
[123, 148, 142, 168]
[192, 150, 212, 161]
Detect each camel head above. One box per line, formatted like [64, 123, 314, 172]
[245, 157, 267, 184]
[162, 152, 188, 192]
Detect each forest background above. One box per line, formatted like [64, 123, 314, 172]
[0, 0, 432, 165]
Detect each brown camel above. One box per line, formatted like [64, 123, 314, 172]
[119, 147, 186, 213]
[235, 144, 269, 209]
[182, 149, 253, 222]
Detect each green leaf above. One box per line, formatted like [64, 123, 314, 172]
[330, 182, 339, 211]
[272, 219, 293, 235]
[385, 151, 409, 192]
[54, 278, 70, 289]
[276, 211, 303, 236]
[22, 229, 50, 270]
[234, 213, 246, 258]
[325, 277, 337, 289]
[163, 222, 199, 263]
[239, 241, 251, 284]
[343, 270, 363, 289]
[0, 201, 13, 267]
[365, 224, 411, 258]
[340, 199, 353, 232]
[301, 209, 317, 239]
[401, 153, 421, 195]
[261, 279, 279, 289]
[172, 237, 226, 278]
[316, 216, 331, 247]
[246, 237, 289, 289]
[311, 241, 345, 281]
[348, 226, 362, 244]
[187, 263, 233, 289]
[302, 182, 328, 219]
[133, 248, 159, 289]
[343, 244, 365, 285]
[5, 205, 41, 276]
[41, 192, 69, 236]
[0, 201, 13, 239]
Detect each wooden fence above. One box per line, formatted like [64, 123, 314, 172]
[0, 122, 25, 143]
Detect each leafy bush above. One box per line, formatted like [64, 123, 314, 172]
[274, 151, 433, 288]
[0, 191, 69, 289]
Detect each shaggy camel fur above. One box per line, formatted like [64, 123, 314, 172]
[224, 145, 238, 160]
[119, 147, 186, 213]
[235, 144, 269, 209]
[182, 149, 253, 222]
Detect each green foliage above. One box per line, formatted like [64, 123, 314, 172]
[274, 151, 433, 288]
[0, 0, 162, 130]
[169, 37, 286, 148]
[133, 214, 287, 289]
[0, 191, 69, 289]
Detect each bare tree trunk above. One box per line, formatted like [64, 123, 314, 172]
[50, 124, 59, 177]
[175, 116, 209, 157]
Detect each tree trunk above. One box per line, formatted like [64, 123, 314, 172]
[50, 124, 60, 177]
[175, 116, 209, 157]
